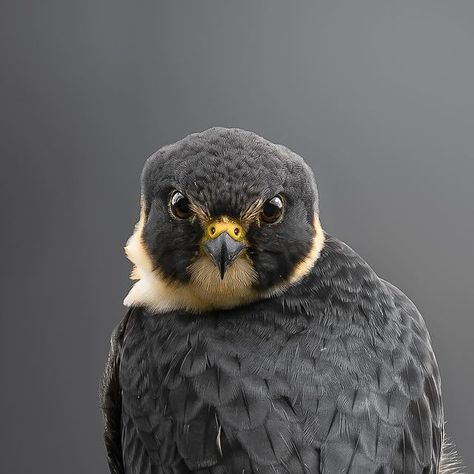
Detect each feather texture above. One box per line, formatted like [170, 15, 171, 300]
[102, 235, 450, 473]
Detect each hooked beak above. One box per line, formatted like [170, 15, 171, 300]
[204, 231, 246, 279]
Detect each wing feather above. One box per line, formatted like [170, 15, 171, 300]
[100, 308, 134, 474]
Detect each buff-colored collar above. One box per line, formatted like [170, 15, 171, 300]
[123, 207, 324, 314]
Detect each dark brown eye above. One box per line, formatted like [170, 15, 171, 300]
[170, 191, 192, 219]
[261, 195, 284, 223]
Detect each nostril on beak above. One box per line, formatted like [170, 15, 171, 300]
[206, 218, 244, 242]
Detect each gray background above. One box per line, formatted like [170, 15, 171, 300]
[1, 1, 473, 472]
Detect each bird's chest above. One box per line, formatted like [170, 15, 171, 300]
[120, 310, 358, 409]
[119, 310, 378, 472]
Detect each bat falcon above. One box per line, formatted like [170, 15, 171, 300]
[101, 127, 460, 473]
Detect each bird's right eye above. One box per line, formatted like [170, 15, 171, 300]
[170, 191, 193, 219]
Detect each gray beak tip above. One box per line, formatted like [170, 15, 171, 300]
[204, 232, 245, 279]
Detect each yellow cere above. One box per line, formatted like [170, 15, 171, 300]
[205, 217, 245, 242]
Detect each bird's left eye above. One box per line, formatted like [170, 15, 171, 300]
[260, 195, 284, 224]
[170, 191, 193, 219]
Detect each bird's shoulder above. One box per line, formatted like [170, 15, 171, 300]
[297, 234, 444, 471]
[100, 308, 136, 474]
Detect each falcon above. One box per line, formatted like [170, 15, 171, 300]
[101, 127, 459, 473]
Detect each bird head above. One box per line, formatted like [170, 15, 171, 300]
[124, 127, 324, 313]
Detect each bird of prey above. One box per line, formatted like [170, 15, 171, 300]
[101, 127, 459, 473]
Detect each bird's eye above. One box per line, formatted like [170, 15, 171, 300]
[170, 191, 193, 219]
[260, 195, 284, 224]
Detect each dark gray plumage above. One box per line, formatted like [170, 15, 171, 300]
[101, 128, 452, 473]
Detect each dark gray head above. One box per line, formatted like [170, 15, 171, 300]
[125, 127, 323, 312]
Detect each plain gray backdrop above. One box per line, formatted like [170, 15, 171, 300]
[1, 1, 473, 472]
